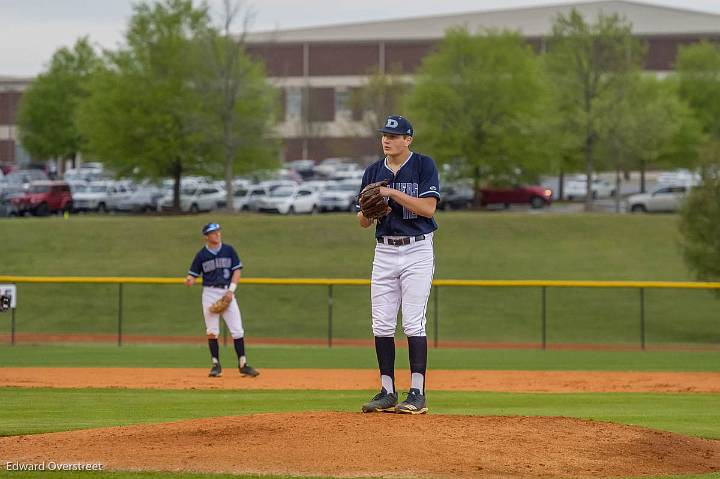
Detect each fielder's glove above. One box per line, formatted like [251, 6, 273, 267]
[359, 181, 391, 220]
[208, 295, 232, 314]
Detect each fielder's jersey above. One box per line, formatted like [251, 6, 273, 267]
[360, 152, 440, 238]
[188, 243, 243, 287]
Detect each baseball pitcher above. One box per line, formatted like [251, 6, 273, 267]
[357, 115, 440, 414]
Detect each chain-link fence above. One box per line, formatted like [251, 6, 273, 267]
[0, 276, 718, 349]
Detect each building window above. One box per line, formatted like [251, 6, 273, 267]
[335, 89, 351, 120]
[286, 87, 302, 120]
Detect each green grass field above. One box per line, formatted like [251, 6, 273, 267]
[1, 210, 719, 478]
[1, 343, 719, 371]
[0, 212, 718, 346]
[1, 344, 719, 479]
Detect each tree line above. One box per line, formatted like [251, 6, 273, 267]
[18, 0, 279, 211]
[15, 1, 720, 279]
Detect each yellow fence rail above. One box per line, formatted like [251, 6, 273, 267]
[2, 275, 720, 289]
[1, 275, 719, 348]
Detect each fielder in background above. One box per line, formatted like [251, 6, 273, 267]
[357, 115, 440, 414]
[185, 222, 260, 378]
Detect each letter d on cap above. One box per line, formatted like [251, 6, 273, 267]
[386, 118, 399, 128]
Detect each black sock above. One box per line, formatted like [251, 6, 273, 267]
[408, 336, 427, 394]
[374, 336, 395, 390]
[233, 337, 245, 360]
[208, 338, 219, 363]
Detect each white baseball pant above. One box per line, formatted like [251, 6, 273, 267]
[202, 287, 244, 339]
[371, 232, 434, 337]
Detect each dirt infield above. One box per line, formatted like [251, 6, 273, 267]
[1, 367, 719, 392]
[2, 369, 719, 477]
[2, 412, 719, 478]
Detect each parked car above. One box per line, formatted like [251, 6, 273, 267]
[564, 178, 616, 200]
[259, 180, 298, 192]
[159, 184, 226, 212]
[115, 186, 164, 213]
[64, 163, 107, 182]
[257, 185, 319, 214]
[438, 184, 474, 210]
[313, 158, 350, 178]
[0, 191, 20, 217]
[329, 163, 363, 181]
[287, 160, 316, 180]
[233, 186, 269, 211]
[657, 169, 701, 188]
[301, 180, 331, 193]
[479, 185, 553, 209]
[106, 181, 136, 210]
[10, 180, 73, 216]
[627, 185, 689, 213]
[71, 181, 112, 212]
[319, 180, 361, 212]
[4, 169, 48, 194]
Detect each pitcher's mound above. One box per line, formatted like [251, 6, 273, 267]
[2, 412, 719, 478]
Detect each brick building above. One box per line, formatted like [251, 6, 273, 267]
[1, 0, 719, 169]
[245, 0, 720, 162]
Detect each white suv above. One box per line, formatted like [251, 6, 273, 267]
[627, 185, 689, 213]
[159, 185, 226, 212]
[257, 186, 319, 215]
[319, 181, 361, 212]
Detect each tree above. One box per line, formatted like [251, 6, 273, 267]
[17, 37, 99, 174]
[405, 28, 552, 201]
[676, 41, 720, 173]
[349, 67, 407, 136]
[78, 0, 277, 212]
[596, 74, 702, 211]
[544, 9, 644, 210]
[194, 0, 280, 210]
[679, 173, 720, 283]
[676, 41, 720, 139]
[77, 0, 212, 210]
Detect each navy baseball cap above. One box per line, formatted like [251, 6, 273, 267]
[378, 115, 413, 136]
[202, 223, 221, 235]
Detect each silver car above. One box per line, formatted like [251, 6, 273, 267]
[627, 185, 689, 213]
[319, 181, 361, 212]
[233, 186, 269, 212]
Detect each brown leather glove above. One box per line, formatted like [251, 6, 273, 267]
[208, 295, 232, 314]
[359, 181, 391, 220]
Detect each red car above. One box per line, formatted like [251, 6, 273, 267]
[11, 181, 73, 216]
[479, 185, 553, 209]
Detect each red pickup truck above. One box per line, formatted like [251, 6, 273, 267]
[10, 180, 73, 216]
[479, 185, 553, 209]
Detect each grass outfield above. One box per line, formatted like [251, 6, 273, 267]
[0, 212, 718, 346]
[1, 388, 719, 439]
[1, 344, 719, 370]
[2, 345, 719, 479]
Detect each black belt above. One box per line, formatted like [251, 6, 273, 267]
[377, 234, 426, 246]
[204, 284, 229, 289]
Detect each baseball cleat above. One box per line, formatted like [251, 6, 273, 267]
[239, 364, 260, 377]
[362, 388, 398, 413]
[395, 388, 428, 415]
[208, 363, 222, 377]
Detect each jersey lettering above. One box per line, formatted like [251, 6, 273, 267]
[216, 257, 231, 269]
[394, 182, 418, 219]
[202, 260, 216, 273]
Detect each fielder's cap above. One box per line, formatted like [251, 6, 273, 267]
[378, 115, 413, 136]
[202, 223, 221, 235]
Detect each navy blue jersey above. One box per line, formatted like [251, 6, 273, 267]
[188, 243, 243, 286]
[360, 152, 440, 238]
